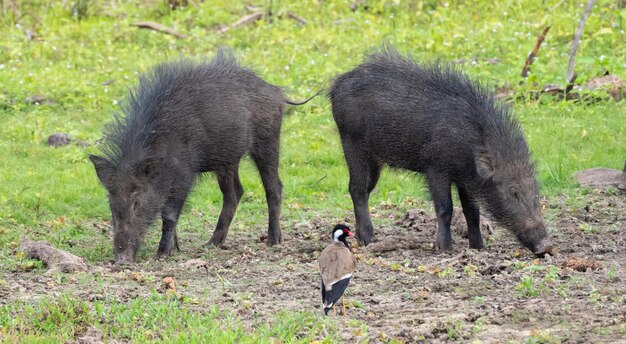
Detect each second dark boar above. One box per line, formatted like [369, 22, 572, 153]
[329, 48, 553, 256]
[90, 50, 290, 264]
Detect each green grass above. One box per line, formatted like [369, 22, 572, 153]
[0, 293, 335, 343]
[1, 0, 625, 342]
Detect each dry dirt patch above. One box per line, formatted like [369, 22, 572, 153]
[3, 192, 625, 343]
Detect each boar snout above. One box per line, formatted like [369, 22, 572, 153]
[518, 221, 552, 257]
[114, 250, 135, 265]
[532, 238, 554, 257]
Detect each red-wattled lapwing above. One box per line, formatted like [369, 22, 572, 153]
[318, 224, 356, 316]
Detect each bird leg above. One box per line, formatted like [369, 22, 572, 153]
[342, 297, 346, 316]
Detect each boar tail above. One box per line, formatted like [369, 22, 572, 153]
[285, 83, 328, 106]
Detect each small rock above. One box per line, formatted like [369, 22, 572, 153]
[584, 75, 625, 101]
[25, 94, 54, 105]
[47, 133, 71, 147]
[573, 168, 622, 189]
[542, 253, 553, 264]
[181, 258, 208, 270]
[76, 327, 103, 344]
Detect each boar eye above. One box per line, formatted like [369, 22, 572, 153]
[131, 200, 140, 213]
[512, 191, 520, 201]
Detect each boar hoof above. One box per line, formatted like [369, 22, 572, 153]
[357, 232, 374, 246]
[469, 241, 485, 250]
[266, 234, 283, 247]
[156, 249, 173, 260]
[157, 240, 177, 258]
[435, 239, 453, 252]
[206, 239, 225, 249]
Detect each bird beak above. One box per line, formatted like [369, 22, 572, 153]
[346, 230, 354, 237]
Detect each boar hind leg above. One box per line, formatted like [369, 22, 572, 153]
[367, 162, 382, 194]
[427, 172, 453, 251]
[458, 185, 484, 249]
[208, 166, 244, 248]
[252, 147, 283, 247]
[157, 177, 194, 258]
[342, 139, 376, 246]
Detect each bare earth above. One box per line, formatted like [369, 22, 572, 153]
[3, 191, 625, 343]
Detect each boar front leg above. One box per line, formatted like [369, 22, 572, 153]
[427, 172, 454, 251]
[458, 185, 484, 249]
[157, 176, 194, 258]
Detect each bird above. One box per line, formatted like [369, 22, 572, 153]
[318, 224, 357, 316]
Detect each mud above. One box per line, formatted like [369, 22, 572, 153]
[3, 191, 625, 343]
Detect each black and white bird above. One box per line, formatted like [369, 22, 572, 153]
[318, 224, 357, 315]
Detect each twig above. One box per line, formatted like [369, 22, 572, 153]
[521, 26, 551, 78]
[305, 174, 327, 188]
[245, 4, 261, 12]
[287, 11, 307, 25]
[424, 252, 465, 268]
[567, 0, 596, 85]
[217, 12, 263, 34]
[132, 21, 187, 39]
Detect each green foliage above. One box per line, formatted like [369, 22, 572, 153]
[526, 330, 561, 344]
[446, 320, 463, 340]
[70, 0, 93, 21]
[514, 264, 570, 299]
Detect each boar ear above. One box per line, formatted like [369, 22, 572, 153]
[474, 150, 495, 180]
[90, 155, 115, 186]
[137, 157, 163, 181]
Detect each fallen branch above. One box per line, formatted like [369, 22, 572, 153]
[132, 21, 187, 39]
[521, 26, 551, 78]
[567, 0, 596, 85]
[20, 237, 88, 274]
[287, 11, 307, 25]
[217, 12, 263, 34]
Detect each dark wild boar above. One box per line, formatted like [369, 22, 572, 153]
[329, 48, 553, 256]
[91, 50, 306, 264]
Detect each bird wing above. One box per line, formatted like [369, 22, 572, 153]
[318, 243, 356, 290]
[322, 276, 352, 310]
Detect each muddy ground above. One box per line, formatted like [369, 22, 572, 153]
[3, 191, 625, 343]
